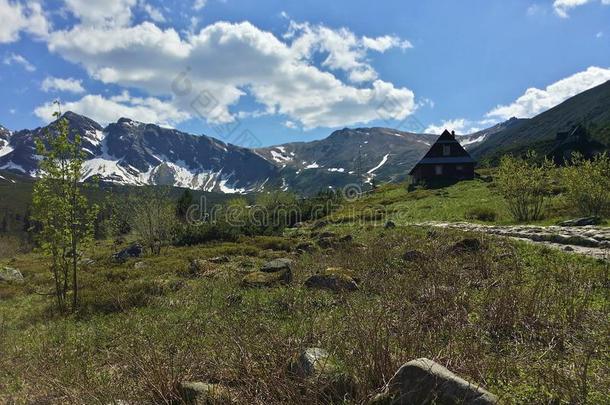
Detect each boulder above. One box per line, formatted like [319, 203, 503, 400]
[289, 348, 356, 401]
[134, 261, 148, 270]
[385, 221, 397, 229]
[242, 269, 291, 287]
[557, 217, 602, 227]
[0, 266, 24, 282]
[260, 258, 293, 273]
[304, 267, 359, 292]
[209, 255, 230, 264]
[179, 381, 234, 404]
[372, 358, 497, 404]
[112, 243, 143, 263]
[402, 250, 427, 262]
[451, 238, 482, 253]
[317, 237, 335, 249]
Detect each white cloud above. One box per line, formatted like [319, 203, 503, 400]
[35, 92, 190, 126]
[0, 0, 49, 43]
[46, 20, 416, 129]
[193, 0, 206, 11]
[140, 1, 165, 23]
[286, 21, 412, 83]
[362, 35, 412, 52]
[41, 76, 85, 93]
[3, 53, 36, 71]
[553, 0, 609, 17]
[425, 119, 481, 135]
[487, 66, 610, 119]
[63, 0, 137, 27]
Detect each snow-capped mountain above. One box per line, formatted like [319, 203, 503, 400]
[0, 112, 496, 194]
[256, 127, 490, 194]
[0, 112, 278, 193]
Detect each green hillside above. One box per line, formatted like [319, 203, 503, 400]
[471, 80, 610, 161]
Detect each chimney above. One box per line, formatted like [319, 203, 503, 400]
[451, 130, 456, 138]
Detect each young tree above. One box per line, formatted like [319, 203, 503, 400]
[563, 152, 610, 218]
[496, 151, 554, 222]
[32, 111, 98, 313]
[176, 188, 194, 221]
[127, 187, 177, 255]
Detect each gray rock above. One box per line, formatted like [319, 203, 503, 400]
[179, 381, 234, 404]
[374, 358, 497, 404]
[558, 217, 602, 227]
[0, 266, 23, 282]
[112, 243, 143, 263]
[242, 268, 292, 287]
[260, 258, 293, 273]
[289, 348, 356, 401]
[452, 238, 482, 253]
[385, 220, 396, 229]
[304, 268, 359, 292]
[134, 261, 147, 270]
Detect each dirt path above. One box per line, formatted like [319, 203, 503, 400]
[415, 222, 610, 261]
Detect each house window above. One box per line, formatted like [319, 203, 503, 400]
[443, 145, 451, 156]
[456, 165, 464, 171]
[435, 165, 443, 175]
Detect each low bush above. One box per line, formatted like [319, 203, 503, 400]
[464, 207, 498, 222]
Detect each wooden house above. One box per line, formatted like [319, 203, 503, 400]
[409, 129, 476, 183]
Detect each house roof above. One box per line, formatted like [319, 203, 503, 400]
[408, 129, 477, 175]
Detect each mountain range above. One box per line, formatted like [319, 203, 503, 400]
[1, 80, 609, 194]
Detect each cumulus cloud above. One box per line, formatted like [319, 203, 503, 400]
[0, 0, 49, 43]
[286, 21, 412, 83]
[35, 91, 190, 126]
[139, 0, 165, 23]
[3, 53, 36, 71]
[487, 66, 610, 120]
[46, 20, 416, 129]
[63, 0, 137, 27]
[425, 119, 482, 135]
[41, 76, 85, 93]
[553, 0, 609, 17]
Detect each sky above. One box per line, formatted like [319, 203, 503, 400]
[0, 0, 609, 147]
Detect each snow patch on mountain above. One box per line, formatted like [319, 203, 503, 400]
[367, 154, 390, 174]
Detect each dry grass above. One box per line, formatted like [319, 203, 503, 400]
[0, 226, 608, 404]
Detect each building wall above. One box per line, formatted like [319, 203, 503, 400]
[411, 163, 475, 183]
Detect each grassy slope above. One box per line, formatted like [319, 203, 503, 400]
[0, 181, 608, 403]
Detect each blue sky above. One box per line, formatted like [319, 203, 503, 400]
[1, 0, 609, 146]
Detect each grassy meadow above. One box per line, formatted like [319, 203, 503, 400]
[1, 185, 609, 403]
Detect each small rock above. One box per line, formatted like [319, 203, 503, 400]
[260, 258, 293, 273]
[564, 246, 575, 252]
[179, 381, 234, 404]
[452, 238, 482, 253]
[208, 255, 230, 264]
[304, 267, 359, 292]
[289, 348, 356, 401]
[557, 217, 602, 227]
[317, 237, 335, 249]
[242, 268, 291, 287]
[312, 220, 328, 230]
[112, 243, 143, 263]
[385, 221, 396, 229]
[293, 222, 305, 228]
[80, 258, 95, 267]
[295, 241, 316, 254]
[402, 250, 427, 262]
[134, 261, 147, 270]
[0, 266, 24, 282]
[373, 358, 497, 404]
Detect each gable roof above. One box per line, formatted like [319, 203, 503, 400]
[409, 129, 476, 174]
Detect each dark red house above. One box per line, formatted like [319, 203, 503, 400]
[409, 129, 476, 183]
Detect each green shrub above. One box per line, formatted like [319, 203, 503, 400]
[464, 207, 498, 222]
[563, 152, 610, 218]
[496, 152, 554, 222]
